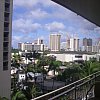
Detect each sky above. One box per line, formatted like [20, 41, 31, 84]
[12, 0, 100, 48]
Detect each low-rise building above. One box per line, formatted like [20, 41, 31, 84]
[18, 73, 26, 82]
[27, 72, 44, 83]
[47, 51, 97, 62]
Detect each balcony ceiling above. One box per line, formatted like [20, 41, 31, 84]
[52, 0, 100, 27]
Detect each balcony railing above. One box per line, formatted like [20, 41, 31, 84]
[33, 71, 100, 100]
[4, 37, 9, 42]
[4, 17, 9, 22]
[4, 27, 9, 32]
[5, 7, 10, 12]
[3, 56, 8, 61]
[3, 47, 8, 52]
[5, 0, 10, 3]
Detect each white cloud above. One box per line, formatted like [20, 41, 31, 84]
[45, 21, 65, 32]
[25, 8, 49, 19]
[94, 27, 100, 34]
[13, 18, 41, 34]
[14, 0, 38, 8]
[13, 0, 56, 8]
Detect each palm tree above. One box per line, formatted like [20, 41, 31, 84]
[24, 84, 39, 99]
[30, 85, 37, 99]
[49, 60, 61, 75]
[81, 60, 100, 77]
[12, 91, 27, 100]
[11, 54, 21, 69]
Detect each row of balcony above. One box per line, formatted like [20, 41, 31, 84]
[3, 0, 9, 71]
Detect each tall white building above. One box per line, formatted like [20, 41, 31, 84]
[0, 0, 13, 99]
[92, 41, 100, 53]
[70, 38, 79, 51]
[50, 34, 61, 51]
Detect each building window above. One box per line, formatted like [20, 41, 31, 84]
[75, 55, 82, 58]
[3, 61, 8, 70]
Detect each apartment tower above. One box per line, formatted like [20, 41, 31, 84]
[70, 38, 79, 51]
[0, 0, 13, 99]
[83, 38, 92, 52]
[50, 34, 61, 51]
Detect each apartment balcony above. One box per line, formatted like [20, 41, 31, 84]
[3, 47, 8, 52]
[5, 7, 10, 13]
[5, 0, 10, 3]
[33, 71, 100, 100]
[4, 27, 9, 32]
[4, 17, 9, 22]
[4, 37, 9, 42]
[3, 56, 8, 62]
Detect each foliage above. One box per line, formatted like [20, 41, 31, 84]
[11, 54, 22, 68]
[0, 96, 8, 100]
[12, 91, 27, 100]
[81, 60, 100, 77]
[12, 49, 19, 53]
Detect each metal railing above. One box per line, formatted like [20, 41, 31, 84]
[5, 7, 10, 12]
[5, 0, 10, 3]
[4, 27, 9, 32]
[33, 71, 100, 100]
[3, 56, 8, 61]
[3, 47, 8, 52]
[4, 17, 9, 22]
[4, 37, 9, 41]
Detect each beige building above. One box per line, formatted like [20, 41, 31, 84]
[70, 38, 79, 51]
[83, 38, 92, 52]
[50, 34, 61, 51]
[0, 0, 13, 99]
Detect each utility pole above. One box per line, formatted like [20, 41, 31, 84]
[42, 45, 45, 93]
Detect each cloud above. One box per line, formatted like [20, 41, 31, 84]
[12, 35, 34, 48]
[13, 0, 56, 8]
[94, 27, 100, 34]
[23, 8, 49, 20]
[45, 21, 65, 32]
[12, 18, 41, 34]
[13, 0, 38, 8]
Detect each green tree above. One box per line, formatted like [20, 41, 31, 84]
[58, 64, 81, 83]
[81, 60, 100, 77]
[11, 54, 22, 68]
[49, 60, 61, 76]
[0, 96, 8, 100]
[12, 91, 27, 100]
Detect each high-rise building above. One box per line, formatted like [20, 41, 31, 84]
[92, 41, 100, 53]
[83, 38, 92, 52]
[66, 39, 70, 51]
[34, 38, 43, 45]
[50, 34, 61, 51]
[70, 38, 79, 51]
[0, 0, 13, 99]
